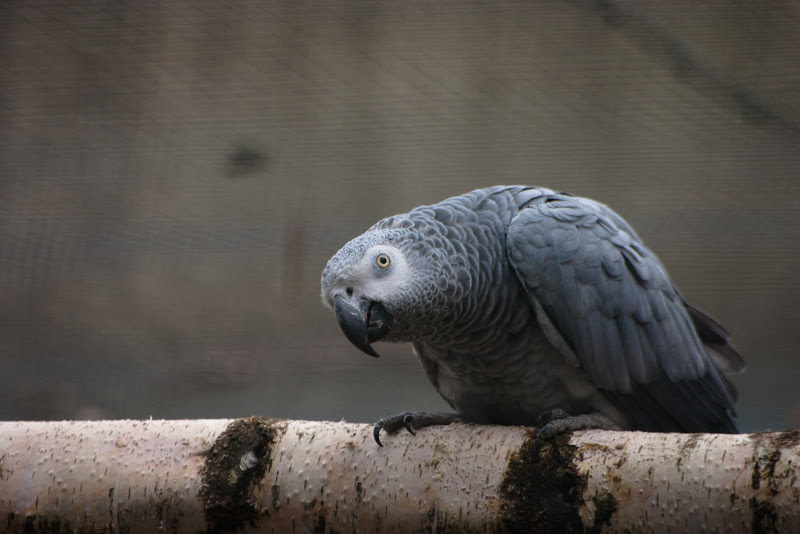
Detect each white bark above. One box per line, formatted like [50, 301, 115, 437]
[0, 419, 798, 533]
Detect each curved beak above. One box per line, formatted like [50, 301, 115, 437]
[333, 295, 393, 358]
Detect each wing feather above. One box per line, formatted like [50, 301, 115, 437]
[506, 193, 739, 432]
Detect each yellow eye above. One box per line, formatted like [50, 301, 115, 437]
[375, 253, 391, 268]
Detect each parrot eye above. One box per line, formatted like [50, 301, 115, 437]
[375, 253, 391, 269]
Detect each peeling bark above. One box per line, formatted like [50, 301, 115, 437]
[0, 419, 798, 533]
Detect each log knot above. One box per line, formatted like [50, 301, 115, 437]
[199, 417, 286, 533]
[499, 431, 588, 533]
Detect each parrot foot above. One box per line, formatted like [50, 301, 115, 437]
[373, 411, 464, 447]
[534, 409, 622, 443]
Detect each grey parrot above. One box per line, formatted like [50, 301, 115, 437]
[320, 186, 745, 445]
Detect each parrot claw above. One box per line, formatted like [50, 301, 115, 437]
[373, 411, 416, 446]
[534, 410, 623, 445]
[402, 413, 416, 435]
[373, 420, 385, 447]
[372, 411, 464, 447]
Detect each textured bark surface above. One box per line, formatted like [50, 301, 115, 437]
[572, 429, 800, 532]
[0, 419, 798, 533]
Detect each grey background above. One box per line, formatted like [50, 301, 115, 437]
[1, 1, 798, 432]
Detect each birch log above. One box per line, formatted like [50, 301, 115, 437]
[0, 418, 798, 533]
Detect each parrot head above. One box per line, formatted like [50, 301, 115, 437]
[321, 225, 460, 357]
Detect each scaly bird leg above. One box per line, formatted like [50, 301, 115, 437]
[535, 408, 622, 443]
[373, 411, 466, 446]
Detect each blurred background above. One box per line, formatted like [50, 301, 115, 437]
[1, 1, 798, 432]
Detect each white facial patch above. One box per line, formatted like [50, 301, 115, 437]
[320, 243, 411, 309]
[357, 245, 409, 302]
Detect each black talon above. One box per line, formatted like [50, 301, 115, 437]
[533, 428, 549, 452]
[402, 414, 416, 435]
[371, 411, 463, 447]
[373, 419, 385, 447]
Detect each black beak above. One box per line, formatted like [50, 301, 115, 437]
[333, 295, 393, 358]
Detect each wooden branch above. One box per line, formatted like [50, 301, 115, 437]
[1, 418, 798, 533]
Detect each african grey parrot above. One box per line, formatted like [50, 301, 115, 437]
[320, 186, 745, 445]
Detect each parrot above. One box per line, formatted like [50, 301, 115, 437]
[320, 186, 745, 445]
